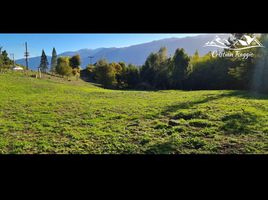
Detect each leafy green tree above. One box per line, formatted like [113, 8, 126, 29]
[50, 48, 57, 73]
[140, 47, 170, 89]
[171, 48, 190, 89]
[39, 50, 49, 73]
[69, 55, 81, 69]
[122, 64, 140, 88]
[95, 59, 117, 88]
[79, 41, 268, 93]
[84, 64, 96, 81]
[116, 62, 127, 87]
[140, 53, 158, 85]
[56, 57, 72, 77]
[109, 62, 124, 87]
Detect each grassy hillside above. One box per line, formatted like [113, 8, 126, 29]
[0, 71, 267, 154]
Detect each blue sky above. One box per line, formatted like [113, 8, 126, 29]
[0, 34, 200, 59]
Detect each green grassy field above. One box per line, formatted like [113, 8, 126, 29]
[0, 71, 268, 154]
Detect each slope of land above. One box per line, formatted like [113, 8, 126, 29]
[0, 72, 267, 154]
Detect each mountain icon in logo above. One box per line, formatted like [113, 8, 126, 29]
[204, 34, 264, 50]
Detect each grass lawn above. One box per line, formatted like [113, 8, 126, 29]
[0, 71, 268, 154]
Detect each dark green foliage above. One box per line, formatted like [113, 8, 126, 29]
[94, 59, 117, 88]
[83, 34, 268, 94]
[122, 64, 140, 89]
[140, 47, 172, 89]
[86, 60, 140, 89]
[50, 48, 57, 73]
[81, 65, 96, 81]
[69, 54, 81, 69]
[170, 48, 191, 89]
[39, 50, 49, 73]
[69, 55, 82, 80]
[0, 49, 13, 70]
[186, 53, 238, 90]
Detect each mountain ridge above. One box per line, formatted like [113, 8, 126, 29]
[16, 34, 230, 70]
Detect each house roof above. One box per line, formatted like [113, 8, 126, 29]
[13, 66, 24, 70]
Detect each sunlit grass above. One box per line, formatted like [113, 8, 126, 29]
[0, 71, 267, 154]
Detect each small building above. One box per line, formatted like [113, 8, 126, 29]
[12, 66, 24, 71]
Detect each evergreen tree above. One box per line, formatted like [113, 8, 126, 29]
[39, 50, 49, 73]
[50, 48, 57, 73]
[0, 50, 12, 70]
[1, 50, 12, 66]
[171, 48, 190, 89]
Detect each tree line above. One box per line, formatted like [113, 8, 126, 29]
[0, 49, 13, 71]
[82, 34, 268, 93]
[2, 34, 268, 94]
[39, 48, 81, 79]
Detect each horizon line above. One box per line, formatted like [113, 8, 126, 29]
[15, 34, 208, 60]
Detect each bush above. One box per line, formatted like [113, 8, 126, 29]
[56, 57, 72, 77]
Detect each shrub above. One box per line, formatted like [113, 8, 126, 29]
[56, 57, 72, 77]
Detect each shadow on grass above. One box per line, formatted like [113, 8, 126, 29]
[145, 141, 179, 154]
[161, 92, 230, 116]
[162, 90, 268, 116]
[221, 111, 259, 134]
[228, 90, 268, 100]
[160, 90, 265, 135]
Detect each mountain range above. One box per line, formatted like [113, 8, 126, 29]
[16, 34, 230, 70]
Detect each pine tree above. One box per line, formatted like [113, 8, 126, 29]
[39, 50, 49, 73]
[50, 48, 57, 73]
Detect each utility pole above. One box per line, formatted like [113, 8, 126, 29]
[24, 42, 29, 70]
[0, 46, 2, 54]
[89, 56, 94, 65]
